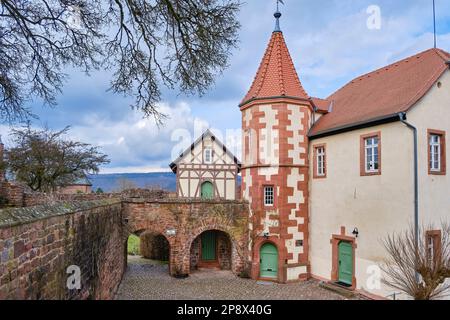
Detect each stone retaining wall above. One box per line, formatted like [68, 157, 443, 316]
[0, 199, 124, 300]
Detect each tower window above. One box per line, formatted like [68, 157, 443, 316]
[264, 186, 274, 206]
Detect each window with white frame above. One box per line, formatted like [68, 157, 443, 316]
[204, 148, 213, 164]
[264, 186, 274, 206]
[429, 134, 441, 172]
[316, 147, 326, 176]
[365, 136, 379, 172]
[426, 231, 442, 268]
[427, 234, 435, 264]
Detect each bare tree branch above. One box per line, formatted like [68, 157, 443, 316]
[0, 0, 241, 124]
[381, 223, 450, 300]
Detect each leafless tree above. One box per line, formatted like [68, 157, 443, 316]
[381, 223, 450, 300]
[0, 0, 241, 124]
[4, 123, 109, 192]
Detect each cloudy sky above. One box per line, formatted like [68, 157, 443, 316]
[1, 0, 450, 173]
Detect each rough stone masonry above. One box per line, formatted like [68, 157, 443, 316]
[0, 195, 251, 300]
[0, 199, 125, 300]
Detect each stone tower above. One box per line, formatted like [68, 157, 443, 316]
[240, 10, 313, 282]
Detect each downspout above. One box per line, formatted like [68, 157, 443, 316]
[398, 112, 419, 283]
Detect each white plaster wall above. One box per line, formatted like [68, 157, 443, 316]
[407, 71, 450, 226]
[309, 122, 414, 298]
[309, 70, 450, 298]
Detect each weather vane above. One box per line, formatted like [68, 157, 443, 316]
[274, 0, 284, 32]
[276, 0, 284, 12]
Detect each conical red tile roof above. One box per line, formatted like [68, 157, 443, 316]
[241, 32, 309, 106]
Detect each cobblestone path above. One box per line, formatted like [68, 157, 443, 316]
[115, 256, 365, 300]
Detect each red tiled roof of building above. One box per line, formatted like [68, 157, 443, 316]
[241, 32, 309, 106]
[310, 48, 450, 136]
[311, 97, 331, 113]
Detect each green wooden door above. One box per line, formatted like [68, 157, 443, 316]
[260, 243, 278, 279]
[338, 241, 353, 285]
[201, 181, 214, 200]
[201, 231, 217, 261]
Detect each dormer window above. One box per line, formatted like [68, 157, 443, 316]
[204, 148, 213, 164]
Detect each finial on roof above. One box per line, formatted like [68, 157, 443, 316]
[274, 0, 284, 33]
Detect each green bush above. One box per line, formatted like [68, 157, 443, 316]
[127, 234, 140, 256]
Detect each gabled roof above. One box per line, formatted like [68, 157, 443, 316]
[309, 48, 450, 137]
[240, 31, 309, 107]
[169, 130, 241, 173]
[69, 177, 92, 186]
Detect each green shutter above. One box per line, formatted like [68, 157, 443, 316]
[338, 241, 353, 285]
[260, 243, 278, 279]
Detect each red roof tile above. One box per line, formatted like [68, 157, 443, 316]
[310, 48, 450, 136]
[311, 97, 331, 113]
[241, 32, 309, 106]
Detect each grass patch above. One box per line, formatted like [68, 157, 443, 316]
[128, 234, 140, 256]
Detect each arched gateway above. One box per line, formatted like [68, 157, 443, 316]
[123, 198, 250, 278]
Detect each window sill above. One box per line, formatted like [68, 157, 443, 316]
[361, 171, 381, 176]
[429, 170, 446, 176]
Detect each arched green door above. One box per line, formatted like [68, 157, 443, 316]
[338, 241, 353, 286]
[201, 181, 214, 199]
[260, 243, 278, 279]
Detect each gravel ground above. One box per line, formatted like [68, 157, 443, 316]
[115, 256, 366, 300]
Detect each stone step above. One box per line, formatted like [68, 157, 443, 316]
[319, 281, 355, 299]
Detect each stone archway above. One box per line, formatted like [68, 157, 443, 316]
[190, 230, 232, 271]
[182, 224, 247, 276]
[122, 199, 250, 278]
[140, 231, 170, 262]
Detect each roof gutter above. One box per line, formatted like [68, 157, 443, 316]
[239, 95, 312, 108]
[309, 113, 400, 140]
[398, 112, 420, 284]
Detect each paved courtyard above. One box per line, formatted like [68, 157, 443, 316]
[115, 256, 365, 300]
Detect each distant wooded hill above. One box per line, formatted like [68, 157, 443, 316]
[88, 172, 176, 193]
[88, 172, 242, 193]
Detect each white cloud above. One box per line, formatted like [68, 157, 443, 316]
[67, 101, 212, 173]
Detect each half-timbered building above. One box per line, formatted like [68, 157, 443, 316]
[169, 130, 241, 200]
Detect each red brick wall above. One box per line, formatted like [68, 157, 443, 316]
[140, 232, 170, 261]
[58, 185, 92, 195]
[189, 231, 232, 271]
[123, 199, 250, 277]
[0, 200, 125, 300]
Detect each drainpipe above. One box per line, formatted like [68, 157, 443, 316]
[398, 112, 419, 283]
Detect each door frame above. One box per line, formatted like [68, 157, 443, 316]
[259, 242, 279, 280]
[198, 231, 219, 268]
[251, 237, 285, 283]
[330, 227, 357, 290]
